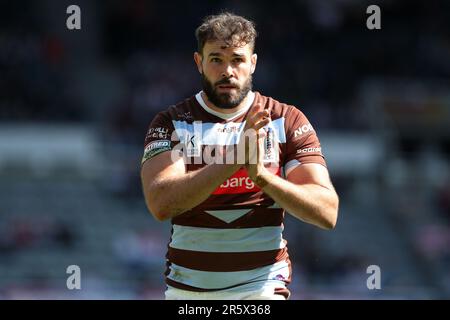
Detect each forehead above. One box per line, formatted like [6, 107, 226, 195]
[202, 41, 252, 56]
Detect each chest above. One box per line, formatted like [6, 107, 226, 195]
[172, 118, 287, 167]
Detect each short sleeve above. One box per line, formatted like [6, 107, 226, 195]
[283, 106, 326, 175]
[141, 112, 178, 165]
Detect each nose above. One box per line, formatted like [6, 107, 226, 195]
[221, 64, 234, 78]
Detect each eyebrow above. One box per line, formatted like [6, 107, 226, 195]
[208, 52, 245, 58]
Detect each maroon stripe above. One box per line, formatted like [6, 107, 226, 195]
[165, 252, 292, 292]
[274, 287, 291, 299]
[166, 278, 217, 292]
[194, 192, 278, 209]
[167, 246, 289, 272]
[172, 207, 284, 229]
[166, 278, 293, 294]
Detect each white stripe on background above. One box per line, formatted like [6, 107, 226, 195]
[167, 260, 290, 290]
[169, 225, 285, 253]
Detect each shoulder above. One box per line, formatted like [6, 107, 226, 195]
[152, 95, 198, 123]
[144, 96, 197, 145]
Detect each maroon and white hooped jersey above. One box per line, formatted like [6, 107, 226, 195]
[142, 91, 326, 293]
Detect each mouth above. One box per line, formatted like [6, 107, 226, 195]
[216, 84, 238, 91]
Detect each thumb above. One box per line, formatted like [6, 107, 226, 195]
[247, 103, 263, 118]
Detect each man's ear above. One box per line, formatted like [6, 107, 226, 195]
[250, 53, 257, 74]
[194, 52, 203, 74]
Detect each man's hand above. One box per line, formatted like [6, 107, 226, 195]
[237, 103, 272, 185]
[245, 126, 270, 185]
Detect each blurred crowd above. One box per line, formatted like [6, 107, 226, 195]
[2, 1, 449, 128]
[1, 0, 450, 298]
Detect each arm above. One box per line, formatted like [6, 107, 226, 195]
[253, 163, 339, 229]
[246, 105, 339, 229]
[141, 103, 270, 222]
[141, 150, 241, 221]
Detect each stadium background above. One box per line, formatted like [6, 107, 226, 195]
[0, 0, 449, 299]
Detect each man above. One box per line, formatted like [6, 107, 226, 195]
[140, 12, 339, 300]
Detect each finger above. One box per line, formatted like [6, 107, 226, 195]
[253, 117, 270, 131]
[248, 104, 269, 120]
[247, 111, 269, 129]
[246, 103, 263, 120]
[252, 103, 263, 113]
[244, 107, 261, 127]
[243, 104, 269, 135]
[252, 110, 269, 121]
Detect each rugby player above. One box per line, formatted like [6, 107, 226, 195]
[140, 12, 339, 300]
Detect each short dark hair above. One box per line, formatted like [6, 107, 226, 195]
[195, 12, 257, 54]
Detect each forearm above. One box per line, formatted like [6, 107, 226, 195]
[151, 163, 242, 220]
[254, 172, 339, 229]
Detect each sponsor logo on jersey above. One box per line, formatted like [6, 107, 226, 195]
[263, 127, 278, 163]
[185, 133, 201, 157]
[213, 167, 281, 195]
[273, 274, 286, 281]
[146, 127, 170, 140]
[213, 168, 259, 194]
[141, 140, 171, 164]
[176, 111, 193, 121]
[296, 147, 322, 154]
[294, 123, 314, 138]
[220, 176, 255, 190]
[216, 124, 240, 134]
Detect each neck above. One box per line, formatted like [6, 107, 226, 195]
[201, 91, 251, 114]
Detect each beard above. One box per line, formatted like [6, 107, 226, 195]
[201, 73, 252, 109]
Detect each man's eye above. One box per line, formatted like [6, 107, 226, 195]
[211, 58, 221, 63]
[233, 58, 244, 63]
